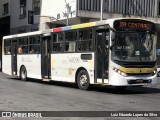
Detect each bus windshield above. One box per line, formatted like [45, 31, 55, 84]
[111, 31, 156, 62]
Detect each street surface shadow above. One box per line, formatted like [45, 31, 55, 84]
[8, 77, 160, 95]
[89, 85, 160, 95]
[8, 77, 77, 88]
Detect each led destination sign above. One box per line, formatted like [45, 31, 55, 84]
[114, 19, 156, 31]
[119, 22, 148, 29]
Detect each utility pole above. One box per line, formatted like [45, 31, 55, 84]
[100, 0, 103, 20]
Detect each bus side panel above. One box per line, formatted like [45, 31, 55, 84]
[72, 53, 95, 84]
[2, 55, 12, 75]
[51, 54, 72, 82]
[17, 54, 42, 79]
[50, 53, 95, 84]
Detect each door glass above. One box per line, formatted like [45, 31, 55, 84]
[45, 40, 48, 56]
[96, 31, 109, 79]
[12, 41, 17, 75]
[42, 37, 51, 79]
[97, 32, 103, 78]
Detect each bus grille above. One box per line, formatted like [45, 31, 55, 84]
[126, 73, 153, 76]
[128, 79, 152, 84]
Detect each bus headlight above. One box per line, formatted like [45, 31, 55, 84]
[112, 67, 127, 77]
[152, 70, 157, 76]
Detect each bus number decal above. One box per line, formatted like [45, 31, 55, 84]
[69, 57, 80, 63]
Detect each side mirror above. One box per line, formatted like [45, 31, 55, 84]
[111, 31, 115, 41]
[110, 31, 116, 50]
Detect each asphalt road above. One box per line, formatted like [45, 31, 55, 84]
[0, 72, 160, 120]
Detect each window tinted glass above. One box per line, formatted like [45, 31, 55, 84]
[77, 29, 93, 52]
[4, 40, 11, 46]
[66, 31, 77, 41]
[19, 37, 28, 45]
[52, 33, 64, 52]
[65, 31, 77, 52]
[29, 35, 40, 54]
[4, 40, 11, 55]
[30, 36, 40, 44]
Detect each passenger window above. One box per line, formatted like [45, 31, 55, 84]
[65, 31, 77, 52]
[4, 40, 11, 55]
[18, 37, 29, 54]
[29, 45, 40, 54]
[29, 35, 40, 54]
[77, 29, 93, 52]
[52, 33, 64, 52]
[30, 36, 40, 44]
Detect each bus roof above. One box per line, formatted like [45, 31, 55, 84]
[3, 29, 52, 39]
[51, 18, 154, 33]
[3, 18, 154, 39]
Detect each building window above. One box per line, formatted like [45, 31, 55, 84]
[3, 3, 9, 15]
[20, 0, 26, 19]
[33, 0, 41, 15]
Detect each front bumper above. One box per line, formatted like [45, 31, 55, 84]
[109, 72, 157, 86]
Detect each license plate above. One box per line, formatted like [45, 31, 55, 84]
[136, 79, 144, 83]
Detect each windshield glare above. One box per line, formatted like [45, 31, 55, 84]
[112, 31, 156, 62]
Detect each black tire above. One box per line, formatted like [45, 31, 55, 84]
[77, 70, 90, 90]
[20, 66, 27, 81]
[157, 71, 160, 77]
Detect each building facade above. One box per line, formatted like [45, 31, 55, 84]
[0, 0, 10, 69]
[10, 0, 78, 34]
[10, 0, 160, 34]
[10, 0, 40, 34]
[0, 0, 10, 38]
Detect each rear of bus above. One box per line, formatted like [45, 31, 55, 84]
[2, 36, 12, 75]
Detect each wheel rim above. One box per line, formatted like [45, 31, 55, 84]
[21, 68, 26, 79]
[79, 74, 88, 87]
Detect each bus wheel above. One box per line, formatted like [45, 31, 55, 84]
[77, 70, 90, 90]
[157, 71, 160, 77]
[20, 66, 27, 81]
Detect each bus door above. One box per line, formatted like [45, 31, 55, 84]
[95, 30, 109, 83]
[41, 36, 51, 79]
[11, 40, 17, 75]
